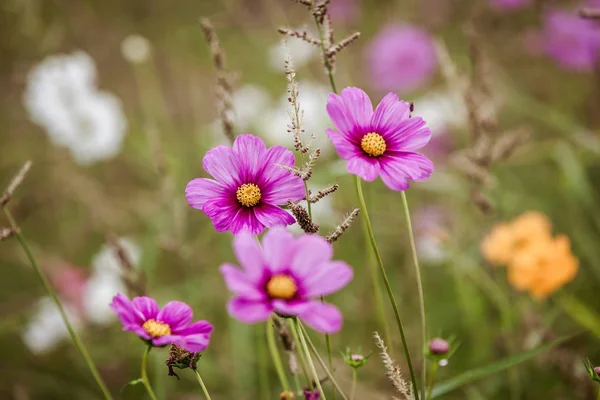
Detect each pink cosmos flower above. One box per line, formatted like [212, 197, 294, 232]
[366, 24, 437, 94]
[543, 9, 600, 71]
[220, 227, 353, 334]
[186, 134, 306, 235]
[110, 293, 213, 352]
[326, 87, 434, 191]
[489, 0, 531, 11]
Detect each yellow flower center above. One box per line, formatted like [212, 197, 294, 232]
[142, 319, 172, 337]
[360, 132, 386, 157]
[266, 274, 298, 300]
[236, 183, 261, 207]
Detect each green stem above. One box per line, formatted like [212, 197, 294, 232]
[258, 325, 270, 399]
[400, 191, 427, 400]
[141, 346, 158, 400]
[2, 207, 113, 400]
[267, 317, 291, 393]
[557, 293, 600, 340]
[353, 176, 419, 398]
[289, 320, 313, 388]
[298, 322, 350, 400]
[597, 387, 600, 400]
[426, 362, 438, 400]
[350, 368, 357, 400]
[193, 369, 213, 400]
[295, 319, 327, 400]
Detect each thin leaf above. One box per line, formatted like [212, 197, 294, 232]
[120, 378, 144, 393]
[431, 333, 578, 398]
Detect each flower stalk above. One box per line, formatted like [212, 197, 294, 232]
[295, 319, 328, 400]
[141, 346, 158, 400]
[193, 369, 213, 400]
[267, 317, 292, 395]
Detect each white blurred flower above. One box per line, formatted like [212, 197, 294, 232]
[23, 51, 128, 165]
[413, 206, 449, 264]
[269, 37, 317, 71]
[121, 34, 151, 64]
[83, 237, 141, 325]
[22, 297, 82, 355]
[260, 81, 333, 155]
[412, 90, 467, 135]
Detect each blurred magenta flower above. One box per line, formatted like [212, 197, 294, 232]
[220, 227, 353, 333]
[303, 389, 321, 399]
[329, 0, 360, 24]
[543, 9, 600, 71]
[365, 24, 437, 94]
[110, 293, 213, 352]
[326, 87, 434, 191]
[489, 0, 531, 11]
[186, 134, 305, 235]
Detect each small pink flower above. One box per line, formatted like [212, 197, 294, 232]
[543, 9, 600, 71]
[220, 227, 353, 334]
[366, 24, 437, 94]
[489, 0, 531, 11]
[110, 293, 213, 352]
[326, 87, 434, 191]
[186, 134, 306, 235]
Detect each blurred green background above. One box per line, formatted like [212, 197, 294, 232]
[2, 0, 600, 398]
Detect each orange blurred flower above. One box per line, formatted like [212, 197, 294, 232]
[481, 211, 552, 266]
[481, 211, 578, 299]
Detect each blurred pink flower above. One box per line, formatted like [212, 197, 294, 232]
[365, 24, 437, 94]
[543, 9, 600, 71]
[489, 0, 532, 11]
[49, 264, 88, 315]
[329, 0, 360, 24]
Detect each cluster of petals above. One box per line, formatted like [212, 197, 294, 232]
[326, 87, 434, 191]
[481, 211, 579, 299]
[185, 134, 305, 235]
[220, 227, 353, 333]
[110, 293, 213, 352]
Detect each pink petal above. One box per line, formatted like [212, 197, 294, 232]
[233, 233, 266, 282]
[370, 93, 411, 135]
[157, 301, 193, 331]
[290, 234, 333, 280]
[123, 323, 152, 340]
[347, 156, 381, 181]
[230, 207, 265, 235]
[299, 301, 343, 334]
[257, 146, 298, 187]
[262, 227, 296, 273]
[326, 129, 361, 161]
[220, 263, 266, 300]
[233, 134, 267, 182]
[110, 293, 144, 327]
[227, 297, 272, 323]
[170, 320, 213, 352]
[203, 199, 240, 233]
[185, 178, 227, 210]
[326, 87, 373, 138]
[272, 299, 312, 316]
[379, 152, 434, 191]
[202, 145, 241, 188]
[131, 296, 159, 321]
[385, 117, 431, 152]
[302, 261, 353, 297]
[254, 203, 296, 230]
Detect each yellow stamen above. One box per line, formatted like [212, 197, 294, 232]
[143, 319, 171, 337]
[236, 183, 261, 207]
[360, 132, 386, 157]
[266, 274, 298, 300]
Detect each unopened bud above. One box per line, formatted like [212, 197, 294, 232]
[280, 391, 296, 400]
[594, 366, 600, 376]
[428, 338, 450, 355]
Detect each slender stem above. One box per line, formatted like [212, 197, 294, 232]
[597, 387, 600, 400]
[298, 322, 350, 400]
[141, 346, 158, 400]
[350, 368, 357, 400]
[295, 319, 327, 400]
[425, 362, 438, 400]
[304, 181, 313, 219]
[400, 191, 427, 400]
[353, 176, 419, 398]
[2, 207, 113, 400]
[289, 319, 313, 388]
[193, 369, 213, 400]
[267, 317, 291, 393]
[312, 13, 337, 94]
[258, 325, 270, 399]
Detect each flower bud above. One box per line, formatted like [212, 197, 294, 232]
[594, 366, 600, 376]
[428, 338, 450, 355]
[279, 391, 296, 400]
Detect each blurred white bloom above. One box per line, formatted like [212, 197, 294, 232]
[412, 90, 467, 135]
[121, 34, 151, 64]
[22, 297, 82, 354]
[414, 206, 449, 264]
[23, 51, 128, 165]
[260, 81, 333, 155]
[269, 37, 316, 71]
[83, 238, 141, 325]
